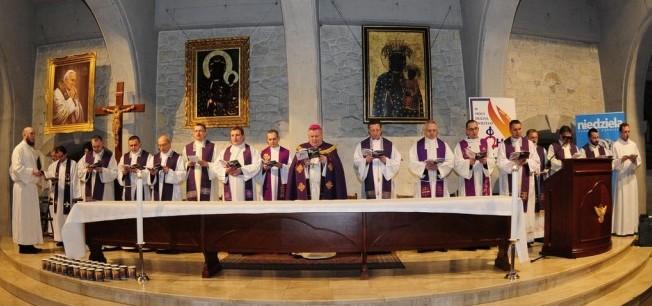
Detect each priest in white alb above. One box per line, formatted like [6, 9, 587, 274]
[408, 120, 454, 198]
[580, 128, 611, 158]
[611, 122, 641, 236]
[78, 135, 118, 201]
[216, 126, 261, 201]
[10, 127, 44, 254]
[256, 129, 293, 201]
[183, 123, 220, 201]
[353, 120, 401, 199]
[547, 125, 580, 175]
[117, 135, 150, 201]
[497, 120, 540, 242]
[147, 134, 186, 201]
[45, 145, 79, 247]
[454, 120, 495, 196]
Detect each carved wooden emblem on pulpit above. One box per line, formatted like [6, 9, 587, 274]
[594, 204, 607, 223]
[185, 37, 250, 128]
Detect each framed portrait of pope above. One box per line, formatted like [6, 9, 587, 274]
[185, 37, 250, 128]
[363, 26, 431, 124]
[44, 52, 96, 134]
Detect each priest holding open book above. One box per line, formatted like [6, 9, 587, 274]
[408, 120, 455, 198]
[497, 119, 540, 242]
[353, 120, 401, 199]
[454, 119, 495, 196]
[286, 124, 347, 200]
[216, 126, 261, 201]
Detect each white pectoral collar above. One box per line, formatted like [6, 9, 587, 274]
[194, 141, 204, 150]
[425, 137, 438, 149]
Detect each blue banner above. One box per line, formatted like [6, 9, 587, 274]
[575, 112, 625, 147]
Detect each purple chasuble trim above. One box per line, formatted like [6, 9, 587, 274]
[582, 143, 606, 158]
[416, 138, 445, 198]
[152, 152, 179, 201]
[185, 141, 215, 201]
[223, 144, 254, 201]
[459, 139, 490, 196]
[84, 151, 113, 201]
[261, 146, 290, 201]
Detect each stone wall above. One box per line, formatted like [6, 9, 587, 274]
[156, 26, 289, 150]
[320, 26, 467, 195]
[504, 34, 605, 132]
[31, 38, 111, 158]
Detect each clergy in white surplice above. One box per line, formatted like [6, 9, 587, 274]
[580, 128, 611, 158]
[408, 120, 454, 198]
[353, 120, 401, 199]
[45, 146, 79, 245]
[147, 135, 186, 201]
[547, 125, 580, 175]
[497, 120, 540, 242]
[183, 123, 220, 201]
[78, 135, 119, 201]
[256, 129, 293, 201]
[10, 127, 44, 254]
[527, 128, 548, 240]
[118, 136, 151, 201]
[216, 127, 261, 201]
[611, 123, 642, 236]
[453, 120, 495, 197]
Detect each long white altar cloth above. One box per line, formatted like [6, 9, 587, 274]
[62, 197, 528, 262]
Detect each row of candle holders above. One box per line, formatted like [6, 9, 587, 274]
[42, 254, 137, 281]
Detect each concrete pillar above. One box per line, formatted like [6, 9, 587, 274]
[461, 0, 519, 97]
[281, 0, 321, 145]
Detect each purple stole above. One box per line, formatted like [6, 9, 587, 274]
[582, 143, 606, 158]
[416, 138, 446, 198]
[223, 144, 254, 201]
[505, 137, 530, 210]
[459, 138, 490, 196]
[261, 146, 290, 201]
[54, 158, 72, 214]
[536, 145, 546, 173]
[185, 141, 215, 201]
[292, 143, 339, 200]
[535, 145, 546, 212]
[360, 137, 392, 199]
[84, 150, 113, 201]
[152, 152, 180, 201]
[122, 151, 150, 201]
[551, 142, 578, 160]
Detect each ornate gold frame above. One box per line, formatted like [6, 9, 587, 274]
[185, 37, 250, 128]
[45, 52, 96, 134]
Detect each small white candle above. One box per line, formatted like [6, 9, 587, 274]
[136, 176, 144, 245]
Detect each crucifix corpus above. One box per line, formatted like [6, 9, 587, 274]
[95, 82, 145, 160]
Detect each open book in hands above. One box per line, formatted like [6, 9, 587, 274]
[464, 148, 487, 159]
[149, 164, 163, 172]
[361, 148, 385, 158]
[129, 164, 145, 170]
[220, 160, 242, 169]
[297, 147, 321, 161]
[264, 160, 282, 168]
[509, 151, 530, 161]
[425, 158, 445, 165]
[187, 155, 200, 163]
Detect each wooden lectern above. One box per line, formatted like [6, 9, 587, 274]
[542, 158, 613, 258]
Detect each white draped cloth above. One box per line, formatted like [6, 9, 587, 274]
[77, 150, 118, 201]
[62, 196, 529, 263]
[255, 146, 294, 201]
[408, 138, 455, 198]
[9, 140, 44, 245]
[146, 150, 187, 201]
[497, 137, 540, 242]
[45, 158, 80, 242]
[453, 138, 496, 196]
[182, 141, 220, 201]
[216, 143, 261, 201]
[353, 138, 402, 198]
[117, 149, 151, 200]
[611, 138, 642, 235]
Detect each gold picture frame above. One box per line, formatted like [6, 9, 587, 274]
[185, 37, 250, 128]
[363, 26, 431, 123]
[45, 52, 96, 134]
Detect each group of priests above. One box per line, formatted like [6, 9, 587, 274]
[9, 119, 642, 254]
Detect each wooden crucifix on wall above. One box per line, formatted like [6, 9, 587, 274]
[95, 82, 145, 160]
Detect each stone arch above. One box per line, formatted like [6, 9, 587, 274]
[0, 47, 15, 234]
[621, 13, 652, 212]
